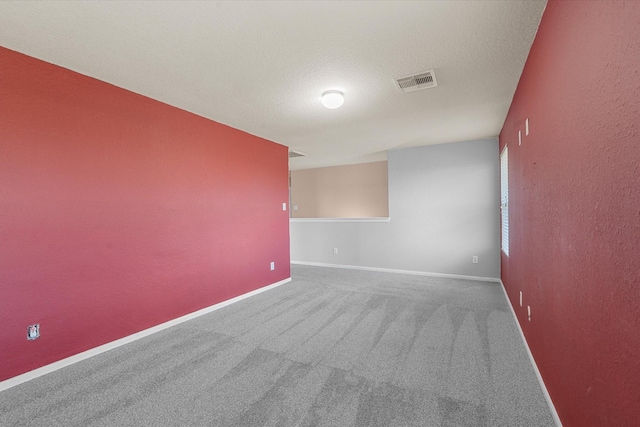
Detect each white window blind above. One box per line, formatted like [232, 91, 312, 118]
[500, 146, 509, 255]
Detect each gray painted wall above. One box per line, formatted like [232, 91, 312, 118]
[290, 138, 501, 279]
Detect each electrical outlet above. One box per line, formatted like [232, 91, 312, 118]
[472, 256, 478, 264]
[333, 248, 338, 254]
[293, 205, 298, 211]
[27, 324, 40, 340]
[282, 203, 287, 211]
[270, 262, 275, 271]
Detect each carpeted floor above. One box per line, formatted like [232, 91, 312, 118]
[0, 265, 555, 426]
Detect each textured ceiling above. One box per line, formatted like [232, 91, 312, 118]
[0, 1, 546, 170]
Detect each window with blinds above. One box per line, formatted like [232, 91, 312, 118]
[500, 145, 509, 256]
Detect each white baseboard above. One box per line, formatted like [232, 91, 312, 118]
[499, 280, 563, 427]
[290, 217, 390, 223]
[291, 260, 500, 283]
[0, 277, 292, 393]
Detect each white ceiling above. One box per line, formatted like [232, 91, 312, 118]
[0, 1, 546, 170]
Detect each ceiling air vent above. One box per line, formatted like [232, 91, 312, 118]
[394, 69, 437, 93]
[288, 150, 306, 158]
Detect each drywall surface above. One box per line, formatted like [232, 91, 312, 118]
[291, 161, 388, 218]
[291, 139, 500, 279]
[499, 1, 640, 425]
[0, 47, 290, 381]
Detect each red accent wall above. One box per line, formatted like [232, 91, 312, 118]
[499, 2, 640, 426]
[0, 47, 290, 381]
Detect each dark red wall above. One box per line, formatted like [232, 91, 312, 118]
[0, 47, 290, 381]
[499, 1, 640, 426]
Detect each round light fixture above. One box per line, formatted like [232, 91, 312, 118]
[321, 90, 344, 109]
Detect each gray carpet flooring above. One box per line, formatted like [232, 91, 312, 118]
[0, 265, 555, 426]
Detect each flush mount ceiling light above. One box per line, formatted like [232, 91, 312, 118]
[321, 90, 344, 109]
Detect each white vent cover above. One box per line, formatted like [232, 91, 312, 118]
[394, 69, 437, 93]
[288, 150, 306, 158]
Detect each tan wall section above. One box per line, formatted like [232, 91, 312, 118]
[291, 161, 388, 218]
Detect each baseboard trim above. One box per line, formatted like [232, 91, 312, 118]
[290, 217, 390, 223]
[499, 280, 563, 427]
[0, 277, 292, 393]
[291, 260, 500, 283]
